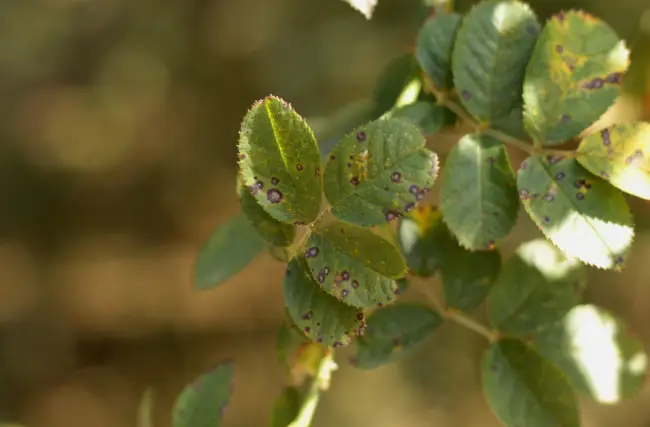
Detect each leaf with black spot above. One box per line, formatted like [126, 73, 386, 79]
[284, 257, 366, 348]
[441, 243, 501, 311]
[517, 155, 634, 269]
[488, 238, 586, 337]
[533, 304, 648, 404]
[324, 118, 438, 227]
[238, 184, 296, 247]
[482, 338, 580, 427]
[452, 0, 540, 124]
[194, 214, 266, 290]
[440, 133, 519, 250]
[354, 303, 442, 369]
[397, 204, 456, 277]
[304, 221, 407, 309]
[172, 362, 234, 427]
[523, 11, 629, 145]
[576, 122, 650, 200]
[416, 11, 462, 91]
[238, 95, 323, 225]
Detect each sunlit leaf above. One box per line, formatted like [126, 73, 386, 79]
[284, 258, 366, 348]
[270, 386, 302, 427]
[416, 11, 462, 91]
[452, 0, 540, 124]
[482, 338, 580, 427]
[440, 133, 519, 249]
[194, 214, 265, 290]
[341, 0, 378, 20]
[238, 184, 296, 247]
[391, 101, 446, 136]
[354, 303, 442, 369]
[488, 239, 586, 336]
[238, 95, 323, 224]
[441, 243, 501, 311]
[523, 11, 629, 145]
[534, 304, 648, 404]
[397, 204, 456, 277]
[324, 118, 438, 227]
[172, 363, 234, 427]
[371, 54, 420, 119]
[304, 221, 406, 308]
[517, 155, 634, 269]
[576, 122, 650, 200]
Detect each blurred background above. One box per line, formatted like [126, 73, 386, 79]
[2, 0, 650, 426]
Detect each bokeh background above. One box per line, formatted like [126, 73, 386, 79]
[2, 0, 650, 426]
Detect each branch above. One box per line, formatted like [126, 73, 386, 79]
[288, 352, 338, 427]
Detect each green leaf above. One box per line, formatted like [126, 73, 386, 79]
[194, 214, 265, 290]
[397, 204, 456, 277]
[482, 338, 580, 427]
[270, 386, 302, 427]
[238, 95, 323, 225]
[576, 122, 650, 200]
[354, 303, 442, 369]
[323, 118, 438, 227]
[395, 277, 409, 295]
[451, 0, 540, 124]
[372, 54, 420, 119]
[304, 221, 406, 309]
[172, 363, 234, 427]
[488, 238, 586, 336]
[238, 184, 296, 247]
[441, 244, 501, 311]
[390, 101, 446, 136]
[516, 155, 635, 269]
[523, 11, 629, 145]
[440, 133, 519, 250]
[534, 304, 648, 404]
[416, 12, 462, 91]
[341, 0, 378, 20]
[284, 257, 366, 348]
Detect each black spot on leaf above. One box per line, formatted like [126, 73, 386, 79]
[267, 189, 283, 203]
[356, 131, 367, 142]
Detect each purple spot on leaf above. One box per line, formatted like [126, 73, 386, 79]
[267, 189, 283, 203]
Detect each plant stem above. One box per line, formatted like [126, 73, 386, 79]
[288, 352, 338, 427]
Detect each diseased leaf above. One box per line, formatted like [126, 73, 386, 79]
[416, 12, 462, 91]
[534, 304, 648, 404]
[238, 95, 323, 224]
[441, 243, 501, 311]
[284, 257, 366, 348]
[172, 363, 234, 427]
[440, 133, 519, 250]
[452, 0, 540, 124]
[324, 118, 438, 227]
[341, 0, 378, 20]
[482, 339, 580, 427]
[576, 122, 650, 199]
[194, 214, 265, 290]
[238, 184, 296, 247]
[391, 101, 446, 136]
[517, 155, 634, 269]
[523, 11, 629, 145]
[270, 386, 302, 427]
[397, 204, 456, 277]
[372, 54, 420, 119]
[488, 238, 586, 336]
[354, 303, 442, 369]
[304, 221, 406, 309]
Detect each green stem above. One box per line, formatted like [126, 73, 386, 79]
[288, 352, 337, 427]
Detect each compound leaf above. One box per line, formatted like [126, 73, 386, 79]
[416, 12, 462, 91]
[482, 338, 580, 427]
[523, 11, 629, 145]
[517, 155, 634, 269]
[194, 214, 265, 290]
[172, 363, 234, 427]
[488, 238, 586, 336]
[372, 54, 420, 119]
[440, 133, 519, 250]
[305, 221, 406, 309]
[397, 204, 456, 277]
[270, 386, 302, 427]
[452, 0, 540, 124]
[238, 95, 323, 224]
[534, 304, 648, 404]
[284, 257, 366, 348]
[391, 101, 446, 136]
[238, 184, 296, 247]
[576, 122, 650, 199]
[441, 243, 501, 311]
[324, 118, 438, 227]
[354, 303, 442, 369]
